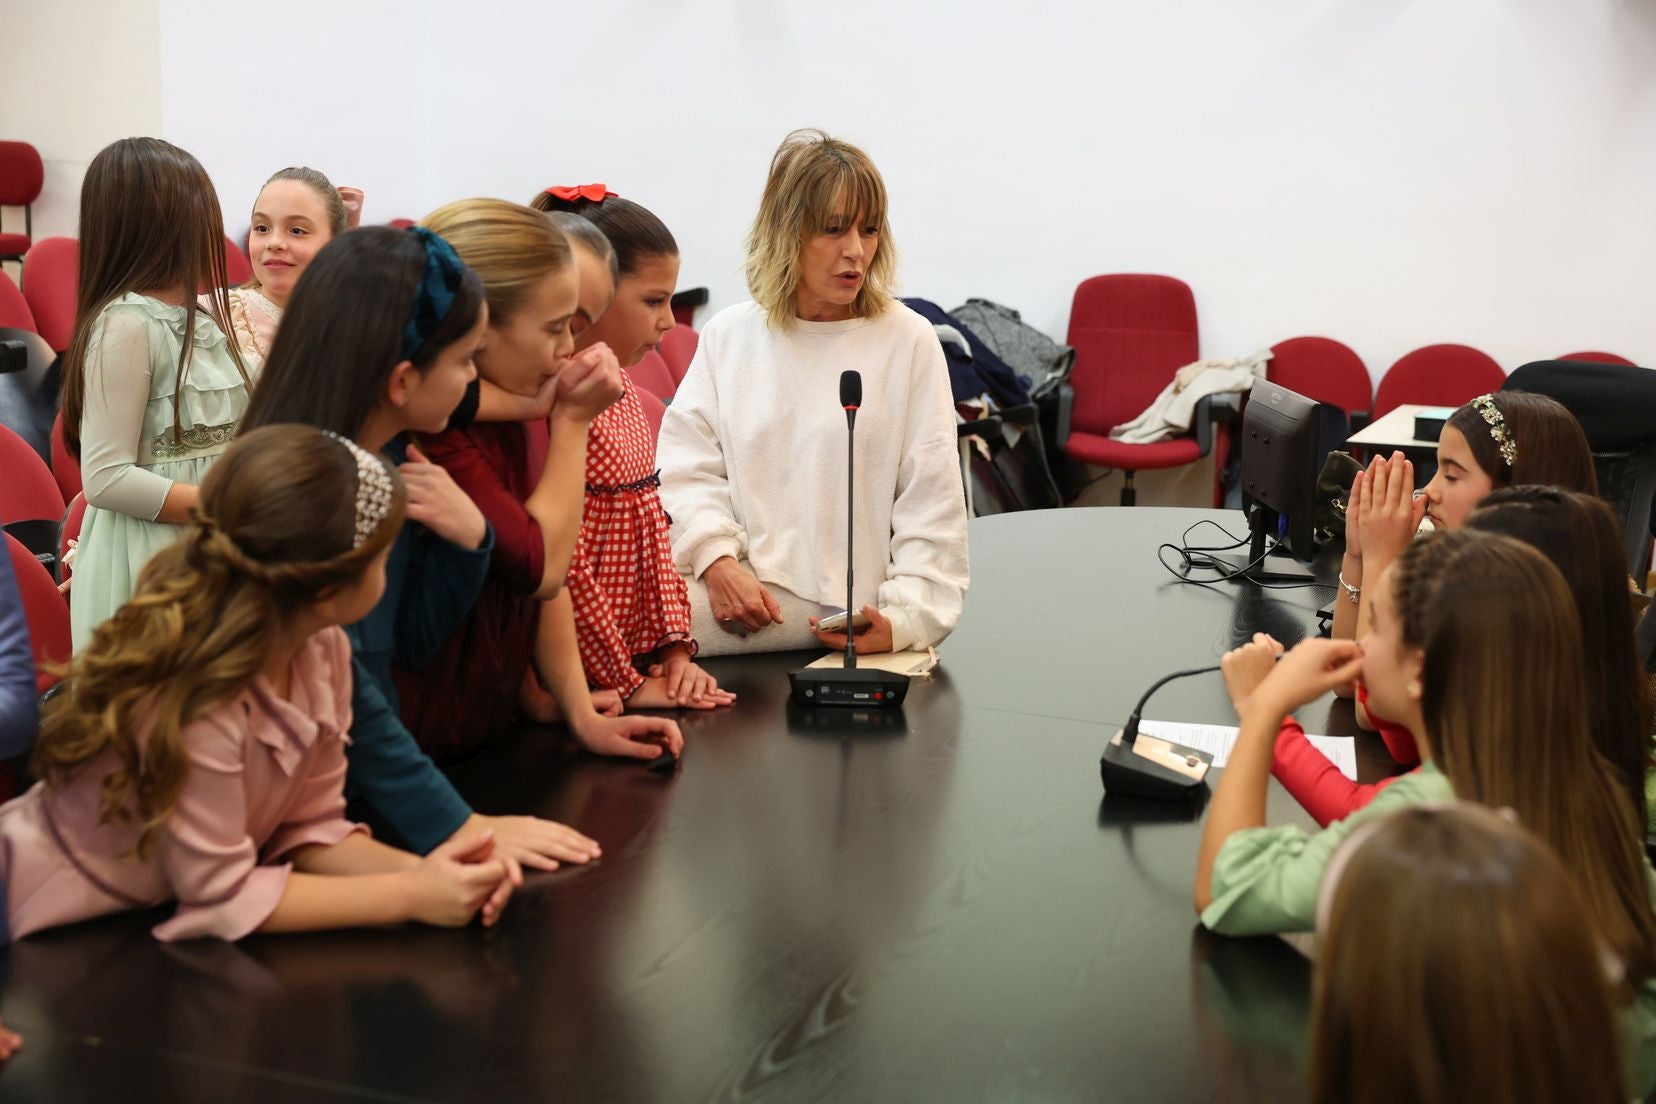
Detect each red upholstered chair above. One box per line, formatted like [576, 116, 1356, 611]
[50, 410, 81, 501]
[659, 323, 699, 386]
[223, 236, 253, 286]
[0, 141, 44, 267]
[0, 423, 64, 524]
[21, 237, 78, 353]
[1558, 350, 1637, 367]
[1266, 337, 1371, 418]
[625, 350, 678, 402]
[1372, 344, 1505, 420]
[59, 491, 86, 586]
[0, 270, 33, 332]
[1063, 274, 1209, 505]
[5, 531, 69, 693]
[635, 382, 666, 443]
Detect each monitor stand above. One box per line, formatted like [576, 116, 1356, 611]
[1211, 511, 1318, 583]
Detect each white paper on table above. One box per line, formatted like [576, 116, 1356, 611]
[1135, 720, 1357, 780]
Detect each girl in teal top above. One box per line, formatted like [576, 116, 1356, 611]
[1196, 528, 1656, 1091]
[59, 138, 252, 652]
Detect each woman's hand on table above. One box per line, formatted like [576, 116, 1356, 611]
[810, 605, 894, 655]
[704, 557, 781, 634]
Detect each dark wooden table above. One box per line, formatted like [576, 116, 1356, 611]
[0, 508, 1393, 1103]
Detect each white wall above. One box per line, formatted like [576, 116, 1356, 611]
[26, 0, 1656, 378]
[0, 0, 163, 242]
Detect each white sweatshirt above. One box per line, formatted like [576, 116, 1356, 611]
[657, 301, 969, 652]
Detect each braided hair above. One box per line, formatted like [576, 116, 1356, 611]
[34, 425, 405, 856]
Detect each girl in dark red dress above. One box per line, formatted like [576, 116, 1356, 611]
[532, 187, 734, 710]
[398, 198, 684, 763]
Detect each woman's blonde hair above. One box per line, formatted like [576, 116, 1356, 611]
[1391, 529, 1656, 994]
[745, 128, 897, 328]
[1310, 804, 1624, 1104]
[33, 425, 405, 857]
[420, 198, 571, 323]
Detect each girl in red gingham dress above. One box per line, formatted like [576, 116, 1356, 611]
[533, 188, 735, 709]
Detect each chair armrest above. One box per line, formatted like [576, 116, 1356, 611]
[0, 340, 25, 375]
[1193, 392, 1238, 457]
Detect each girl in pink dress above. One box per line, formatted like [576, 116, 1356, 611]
[0, 425, 516, 942]
[221, 167, 362, 372]
[531, 187, 733, 709]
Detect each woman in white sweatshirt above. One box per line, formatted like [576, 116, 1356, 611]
[656, 129, 969, 656]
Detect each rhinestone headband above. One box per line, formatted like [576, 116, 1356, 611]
[1470, 394, 1517, 468]
[323, 432, 395, 547]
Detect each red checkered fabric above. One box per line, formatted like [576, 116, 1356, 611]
[569, 375, 695, 694]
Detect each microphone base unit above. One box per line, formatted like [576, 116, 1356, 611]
[788, 666, 909, 709]
[1100, 729, 1212, 800]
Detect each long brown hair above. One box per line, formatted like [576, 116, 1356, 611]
[59, 137, 247, 459]
[1309, 805, 1623, 1104]
[1468, 486, 1653, 826]
[1390, 529, 1656, 993]
[745, 128, 898, 328]
[1445, 390, 1598, 493]
[33, 425, 405, 856]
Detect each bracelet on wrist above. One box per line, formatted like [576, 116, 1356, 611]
[1338, 571, 1361, 606]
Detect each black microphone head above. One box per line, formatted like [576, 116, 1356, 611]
[840, 370, 862, 409]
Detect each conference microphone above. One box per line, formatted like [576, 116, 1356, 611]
[1099, 665, 1219, 799]
[788, 370, 909, 709]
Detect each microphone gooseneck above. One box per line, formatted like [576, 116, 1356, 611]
[1120, 664, 1223, 745]
[840, 370, 861, 669]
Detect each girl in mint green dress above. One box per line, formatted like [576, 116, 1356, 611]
[58, 138, 251, 651]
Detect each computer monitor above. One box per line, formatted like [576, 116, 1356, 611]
[1214, 379, 1324, 582]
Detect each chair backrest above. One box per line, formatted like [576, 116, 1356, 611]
[0, 270, 34, 332]
[50, 410, 81, 500]
[59, 491, 86, 583]
[659, 323, 699, 386]
[1503, 359, 1656, 579]
[0, 422, 64, 524]
[5, 531, 69, 692]
[1372, 344, 1505, 420]
[1065, 274, 1198, 435]
[1266, 336, 1372, 416]
[21, 237, 79, 353]
[635, 382, 666, 443]
[625, 350, 678, 402]
[0, 142, 44, 207]
[1557, 351, 1637, 367]
[223, 236, 253, 286]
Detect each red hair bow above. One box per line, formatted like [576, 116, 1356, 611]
[545, 183, 616, 203]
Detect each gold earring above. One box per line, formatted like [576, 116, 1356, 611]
[1407, 680, 1421, 697]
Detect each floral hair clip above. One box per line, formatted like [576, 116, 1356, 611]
[1471, 394, 1517, 468]
[545, 183, 617, 204]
